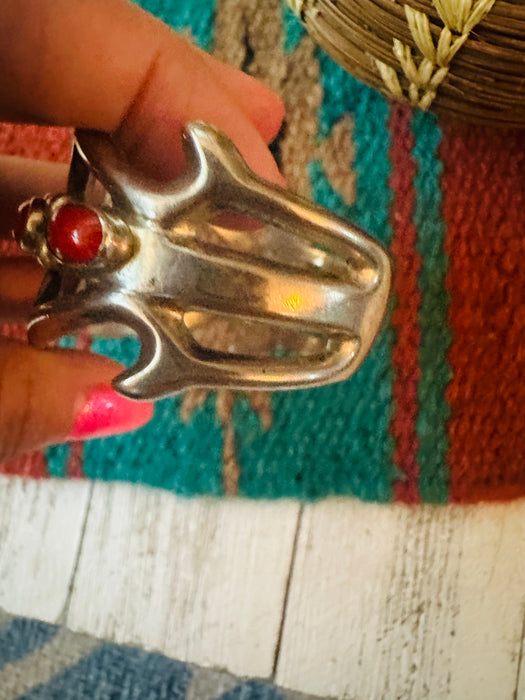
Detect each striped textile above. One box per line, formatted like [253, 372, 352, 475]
[0, 0, 523, 503]
[0, 610, 321, 700]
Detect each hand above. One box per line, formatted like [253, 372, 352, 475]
[0, 0, 285, 462]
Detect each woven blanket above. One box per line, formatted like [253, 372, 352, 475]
[0, 0, 523, 504]
[0, 609, 322, 699]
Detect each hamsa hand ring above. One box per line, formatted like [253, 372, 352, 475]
[14, 122, 391, 401]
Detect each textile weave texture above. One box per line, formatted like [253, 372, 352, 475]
[0, 0, 524, 504]
[0, 609, 322, 700]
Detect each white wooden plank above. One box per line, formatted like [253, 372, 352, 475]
[515, 611, 525, 700]
[276, 499, 525, 700]
[66, 481, 300, 678]
[0, 474, 91, 621]
[450, 504, 525, 700]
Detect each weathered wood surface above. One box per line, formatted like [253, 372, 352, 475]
[1, 474, 525, 699]
[65, 482, 300, 679]
[0, 476, 91, 621]
[276, 500, 525, 700]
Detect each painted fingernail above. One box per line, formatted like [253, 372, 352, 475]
[68, 385, 154, 441]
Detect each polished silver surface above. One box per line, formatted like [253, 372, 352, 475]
[20, 122, 391, 400]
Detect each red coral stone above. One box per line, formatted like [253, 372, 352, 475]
[48, 204, 103, 264]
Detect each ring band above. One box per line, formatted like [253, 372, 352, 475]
[14, 122, 391, 400]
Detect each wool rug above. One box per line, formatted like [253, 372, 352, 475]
[0, 0, 523, 504]
[0, 609, 323, 700]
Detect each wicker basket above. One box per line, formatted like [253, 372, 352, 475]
[287, 0, 525, 127]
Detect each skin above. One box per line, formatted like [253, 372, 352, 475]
[0, 0, 285, 462]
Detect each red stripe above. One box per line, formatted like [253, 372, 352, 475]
[67, 442, 85, 479]
[0, 124, 72, 161]
[441, 125, 525, 503]
[0, 451, 47, 478]
[389, 103, 422, 504]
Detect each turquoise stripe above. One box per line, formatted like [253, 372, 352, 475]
[236, 53, 397, 502]
[282, 4, 307, 53]
[80, 338, 224, 495]
[308, 160, 353, 222]
[45, 443, 70, 478]
[412, 111, 451, 503]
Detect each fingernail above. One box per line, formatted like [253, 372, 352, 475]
[68, 385, 154, 441]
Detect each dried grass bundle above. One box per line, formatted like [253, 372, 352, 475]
[287, 0, 525, 126]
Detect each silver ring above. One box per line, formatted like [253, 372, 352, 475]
[14, 122, 391, 401]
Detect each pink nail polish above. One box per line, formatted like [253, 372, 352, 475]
[68, 385, 154, 441]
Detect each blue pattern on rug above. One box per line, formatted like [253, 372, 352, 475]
[214, 680, 285, 700]
[18, 644, 192, 700]
[0, 613, 325, 700]
[0, 619, 58, 670]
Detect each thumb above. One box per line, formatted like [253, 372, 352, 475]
[0, 339, 153, 463]
[0, 0, 285, 185]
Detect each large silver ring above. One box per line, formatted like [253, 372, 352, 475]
[14, 122, 391, 401]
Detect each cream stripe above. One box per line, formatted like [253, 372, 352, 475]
[0, 608, 13, 627]
[186, 665, 238, 700]
[317, 114, 356, 207]
[0, 627, 98, 699]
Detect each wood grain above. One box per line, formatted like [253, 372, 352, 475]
[0, 475, 91, 622]
[276, 499, 525, 700]
[2, 473, 525, 698]
[65, 481, 300, 678]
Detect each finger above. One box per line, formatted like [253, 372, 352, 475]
[0, 156, 68, 239]
[0, 258, 44, 321]
[206, 55, 285, 145]
[113, 34, 286, 183]
[0, 338, 153, 463]
[0, 0, 285, 184]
